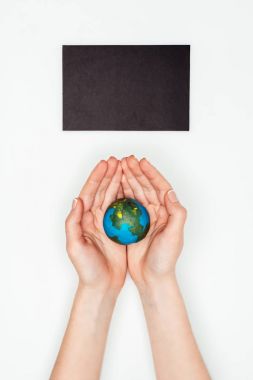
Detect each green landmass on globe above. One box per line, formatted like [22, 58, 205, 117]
[103, 198, 150, 245]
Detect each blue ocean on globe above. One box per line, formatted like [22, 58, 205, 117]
[103, 198, 150, 245]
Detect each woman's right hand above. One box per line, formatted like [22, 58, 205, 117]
[65, 157, 127, 293]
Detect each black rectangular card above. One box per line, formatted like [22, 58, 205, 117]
[63, 45, 190, 131]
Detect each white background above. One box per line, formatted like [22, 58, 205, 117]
[0, 1, 253, 379]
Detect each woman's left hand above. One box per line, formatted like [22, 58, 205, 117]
[120, 155, 187, 289]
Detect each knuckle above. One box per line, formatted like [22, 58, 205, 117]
[66, 241, 76, 258]
[181, 206, 187, 217]
[94, 218, 100, 229]
[177, 205, 187, 220]
[65, 216, 72, 231]
[150, 217, 157, 227]
[91, 206, 96, 214]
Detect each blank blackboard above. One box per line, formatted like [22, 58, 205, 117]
[63, 45, 190, 131]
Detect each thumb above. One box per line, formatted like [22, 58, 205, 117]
[164, 190, 187, 233]
[65, 197, 84, 243]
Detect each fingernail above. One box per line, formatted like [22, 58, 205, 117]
[72, 198, 78, 209]
[167, 190, 178, 203]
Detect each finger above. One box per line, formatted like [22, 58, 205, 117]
[121, 157, 148, 207]
[146, 204, 158, 230]
[139, 158, 172, 204]
[127, 155, 160, 206]
[65, 198, 84, 245]
[117, 183, 124, 199]
[164, 190, 187, 233]
[92, 156, 118, 209]
[101, 161, 122, 210]
[121, 173, 134, 198]
[79, 160, 108, 211]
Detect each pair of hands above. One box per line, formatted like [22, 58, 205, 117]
[65, 155, 187, 295]
[52, 157, 210, 380]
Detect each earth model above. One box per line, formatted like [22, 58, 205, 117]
[103, 198, 150, 245]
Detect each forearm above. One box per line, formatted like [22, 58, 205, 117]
[50, 284, 118, 380]
[139, 274, 210, 380]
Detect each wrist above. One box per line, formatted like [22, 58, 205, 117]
[77, 282, 120, 303]
[69, 283, 118, 330]
[77, 272, 125, 300]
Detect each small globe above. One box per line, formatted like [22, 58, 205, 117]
[103, 198, 150, 245]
